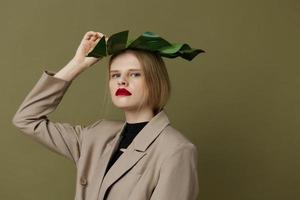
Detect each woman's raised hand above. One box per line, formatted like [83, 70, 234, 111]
[72, 31, 107, 69]
[54, 31, 108, 81]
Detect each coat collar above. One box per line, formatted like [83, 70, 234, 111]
[108, 109, 170, 152]
[129, 109, 170, 152]
[97, 109, 170, 200]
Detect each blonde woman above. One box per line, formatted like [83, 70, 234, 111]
[12, 31, 200, 200]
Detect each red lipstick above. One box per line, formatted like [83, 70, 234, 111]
[116, 88, 132, 96]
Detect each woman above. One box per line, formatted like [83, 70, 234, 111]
[12, 31, 199, 200]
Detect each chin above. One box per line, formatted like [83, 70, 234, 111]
[113, 102, 134, 109]
[114, 103, 142, 111]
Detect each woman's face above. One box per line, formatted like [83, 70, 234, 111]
[109, 52, 149, 112]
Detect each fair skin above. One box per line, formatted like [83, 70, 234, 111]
[109, 52, 154, 123]
[54, 31, 154, 123]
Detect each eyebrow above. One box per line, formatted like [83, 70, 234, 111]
[109, 69, 142, 73]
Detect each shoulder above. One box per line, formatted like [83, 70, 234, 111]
[161, 125, 195, 146]
[85, 118, 124, 131]
[157, 125, 198, 157]
[82, 118, 124, 139]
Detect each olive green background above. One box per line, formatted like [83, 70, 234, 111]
[1, 0, 299, 199]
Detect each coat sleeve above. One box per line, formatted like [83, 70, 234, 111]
[12, 70, 86, 164]
[150, 143, 199, 200]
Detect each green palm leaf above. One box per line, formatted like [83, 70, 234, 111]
[86, 30, 205, 61]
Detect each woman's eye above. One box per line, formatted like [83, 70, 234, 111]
[131, 73, 141, 77]
[111, 72, 141, 79]
[111, 74, 120, 78]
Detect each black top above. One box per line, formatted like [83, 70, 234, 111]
[104, 121, 149, 176]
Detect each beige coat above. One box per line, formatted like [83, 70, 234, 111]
[12, 71, 199, 200]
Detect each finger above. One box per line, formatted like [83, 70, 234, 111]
[97, 32, 105, 37]
[92, 34, 100, 42]
[83, 31, 96, 40]
[83, 31, 93, 39]
[90, 37, 101, 50]
[97, 32, 109, 41]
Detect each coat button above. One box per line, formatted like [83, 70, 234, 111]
[80, 177, 87, 186]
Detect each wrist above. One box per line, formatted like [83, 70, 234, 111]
[68, 58, 88, 70]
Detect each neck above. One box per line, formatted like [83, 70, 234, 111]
[124, 108, 154, 123]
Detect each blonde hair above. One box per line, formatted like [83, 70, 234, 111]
[107, 49, 171, 115]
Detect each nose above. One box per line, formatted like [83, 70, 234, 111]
[117, 75, 128, 86]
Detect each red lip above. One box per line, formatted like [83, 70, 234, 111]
[116, 88, 132, 96]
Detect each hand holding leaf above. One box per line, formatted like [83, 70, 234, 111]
[72, 31, 107, 69]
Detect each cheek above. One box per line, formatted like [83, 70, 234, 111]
[135, 81, 145, 93]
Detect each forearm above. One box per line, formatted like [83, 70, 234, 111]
[12, 71, 85, 161]
[54, 59, 86, 81]
[12, 71, 71, 133]
[11, 30, 104, 161]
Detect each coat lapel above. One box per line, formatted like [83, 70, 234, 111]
[89, 122, 125, 200]
[97, 110, 170, 200]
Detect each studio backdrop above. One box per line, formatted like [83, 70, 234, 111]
[0, 0, 299, 199]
